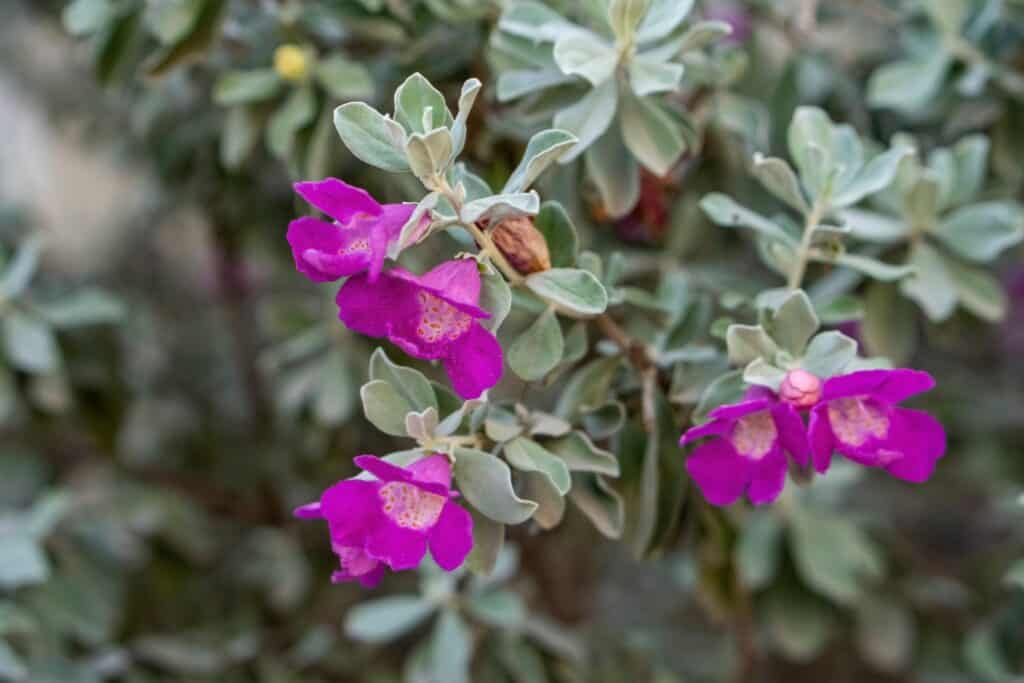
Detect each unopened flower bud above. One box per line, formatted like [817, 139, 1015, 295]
[490, 216, 551, 275]
[273, 44, 310, 82]
[779, 369, 822, 408]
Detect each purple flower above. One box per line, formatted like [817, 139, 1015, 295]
[704, 2, 751, 45]
[336, 259, 503, 399]
[808, 369, 945, 482]
[295, 454, 473, 587]
[679, 388, 809, 506]
[286, 178, 422, 283]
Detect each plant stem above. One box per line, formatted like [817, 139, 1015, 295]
[596, 313, 658, 432]
[786, 200, 824, 290]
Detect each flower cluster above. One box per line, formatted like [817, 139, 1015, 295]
[295, 454, 472, 586]
[287, 178, 503, 399]
[680, 368, 946, 506]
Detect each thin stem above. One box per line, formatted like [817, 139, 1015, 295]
[596, 313, 659, 432]
[786, 201, 825, 290]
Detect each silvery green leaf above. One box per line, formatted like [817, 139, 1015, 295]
[946, 135, 989, 208]
[3, 313, 58, 374]
[431, 611, 471, 683]
[816, 294, 864, 324]
[503, 129, 578, 194]
[449, 78, 481, 161]
[553, 31, 617, 85]
[0, 639, 26, 681]
[334, 102, 409, 172]
[742, 358, 786, 392]
[63, 0, 118, 35]
[508, 308, 564, 381]
[528, 411, 572, 438]
[801, 331, 857, 378]
[479, 261, 512, 331]
[837, 209, 911, 244]
[345, 597, 435, 643]
[0, 531, 48, 589]
[465, 508, 503, 575]
[619, 94, 687, 175]
[726, 324, 779, 366]
[369, 348, 438, 413]
[867, 51, 951, 113]
[584, 125, 640, 219]
[267, 86, 316, 160]
[213, 69, 281, 105]
[555, 355, 620, 419]
[523, 471, 566, 529]
[787, 107, 834, 194]
[700, 194, 797, 246]
[405, 407, 439, 443]
[582, 401, 626, 439]
[737, 511, 783, 590]
[570, 473, 624, 538]
[765, 590, 836, 662]
[789, 510, 885, 606]
[831, 146, 913, 208]
[693, 369, 745, 421]
[608, 0, 650, 43]
[863, 282, 917, 365]
[535, 201, 579, 268]
[856, 596, 915, 674]
[360, 379, 412, 436]
[394, 73, 453, 134]
[627, 55, 684, 95]
[505, 437, 571, 495]
[497, 68, 575, 102]
[0, 236, 41, 298]
[525, 268, 608, 316]
[932, 201, 1024, 262]
[770, 290, 819, 355]
[315, 55, 373, 100]
[546, 430, 619, 476]
[635, 0, 693, 44]
[925, 0, 970, 34]
[220, 106, 258, 170]
[316, 348, 355, 426]
[405, 127, 454, 182]
[673, 19, 732, 53]
[944, 254, 1007, 322]
[751, 154, 809, 213]
[898, 241, 957, 321]
[553, 78, 619, 162]
[824, 252, 916, 282]
[461, 192, 539, 224]
[393, 192, 438, 256]
[454, 448, 538, 524]
[485, 406, 523, 443]
[499, 0, 574, 41]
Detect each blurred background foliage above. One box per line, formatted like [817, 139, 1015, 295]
[0, 0, 1023, 681]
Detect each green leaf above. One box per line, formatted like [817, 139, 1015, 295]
[3, 313, 58, 373]
[899, 241, 958, 322]
[393, 73, 453, 135]
[267, 85, 317, 160]
[497, 68, 574, 101]
[864, 281, 917, 364]
[751, 154, 809, 213]
[826, 251, 915, 282]
[838, 209, 911, 244]
[141, 0, 225, 78]
[867, 51, 951, 113]
[504, 437, 571, 495]
[569, 473, 624, 538]
[855, 596, 914, 674]
[315, 54, 373, 101]
[947, 135, 989, 208]
[635, 0, 693, 44]
[546, 430, 620, 476]
[453, 448, 538, 524]
[36, 289, 124, 328]
[944, 255, 1007, 322]
[925, 0, 970, 34]
[581, 401, 626, 439]
[145, 0, 205, 45]
[742, 358, 786, 392]
[736, 510, 783, 590]
[553, 31, 617, 85]
[672, 19, 731, 53]
[553, 79, 619, 162]
[333, 102, 409, 172]
[832, 146, 913, 208]
[479, 261, 512, 331]
[344, 597, 435, 643]
[789, 509, 885, 605]
[461, 192, 539, 224]
[933, 201, 1024, 262]
[430, 611, 471, 683]
[0, 531, 48, 589]
[450, 78, 482, 161]
[405, 127, 454, 181]
[63, 0, 118, 35]
[769, 290, 819, 355]
[0, 639, 26, 682]
[801, 331, 857, 378]
[0, 236, 41, 299]
[534, 201, 579, 268]
[503, 129, 578, 194]
[508, 309, 564, 381]
[725, 324, 778, 366]
[619, 94, 687, 176]
[555, 355, 620, 419]
[498, 0, 574, 41]
[360, 379, 412, 436]
[765, 589, 836, 662]
[466, 590, 525, 629]
[1004, 558, 1024, 590]
[584, 124, 640, 219]
[693, 369, 745, 421]
[522, 471, 566, 528]
[608, 0, 649, 43]
[219, 106, 259, 171]
[369, 348, 438, 413]
[525, 268, 608, 316]
[315, 348, 354, 426]
[787, 106, 835, 198]
[213, 69, 281, 105]
[465, 507, 504, 575]
[700, 194, 796, 246]
[627, 55, 683, 96]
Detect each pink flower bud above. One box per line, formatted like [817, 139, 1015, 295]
[779, 369, 822, 408]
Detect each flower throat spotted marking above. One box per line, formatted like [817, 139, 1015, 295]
[828, 396, 890, 446]
[730, 410, 777, 459]
[378, 482, 446, 530]
[416, 291, 472, 344]
[338, 237, 369, 256]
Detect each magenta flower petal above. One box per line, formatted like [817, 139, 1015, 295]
[354, 455, 415, 484]
[880, 408, 947, 482]
[428, 502, 473, 571]
[807, 405, 835, 474]
[320, 479, 382, 546]
[822, 369, 935, 404]
[707, 396, 773, 421]
[418, 260, 483, 310]
[678, 417, 732, 446]
[294, 178, 380, 223]
[747, 446, 788, 505]
[408, 454, 454, 488]
[293, 501, 322, 519]
[365, 519, 430, 570]
[772, 402, 810, 467]
[336, 271, 415, 338]
[686, 439, 750, 506]
[443, 323, 503, 399]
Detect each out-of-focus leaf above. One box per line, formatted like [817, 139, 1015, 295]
[314, 55, 373, 101]
[855, 596, 914, 674]
[584, 124, 640, 219]
[345, 597, 435, 643]
[430, 610, 472, 683]
[3, 313, 59, 374]
[789, 509, 885, 605]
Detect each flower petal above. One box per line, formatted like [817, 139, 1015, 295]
[286, 217, 351, 282]
[881, 407, 947, 483]
[408, 454, 453, 489]
[685, 438, 750, 507]
[679, 417, 733, 446]
[807, 405, 835, 474]
[428, 502, 473, 571]
[746, 446, 788, 505]
[418, 259, 482, 309]
[294, 178, 380, 223]
[319, 479, 382, 545]
[442, 322, 503, 399]
[772, 402, 809, 467]
[365, 519, 429, 571]
[354, 455, 415, 483]
[293, 501, 322, 519]
[822, 369, 935, 404]
[336, 271, 417, 338]
[708, 397, 774, 422]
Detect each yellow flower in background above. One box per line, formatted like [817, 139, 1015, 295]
[273, 44, 309, 82]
